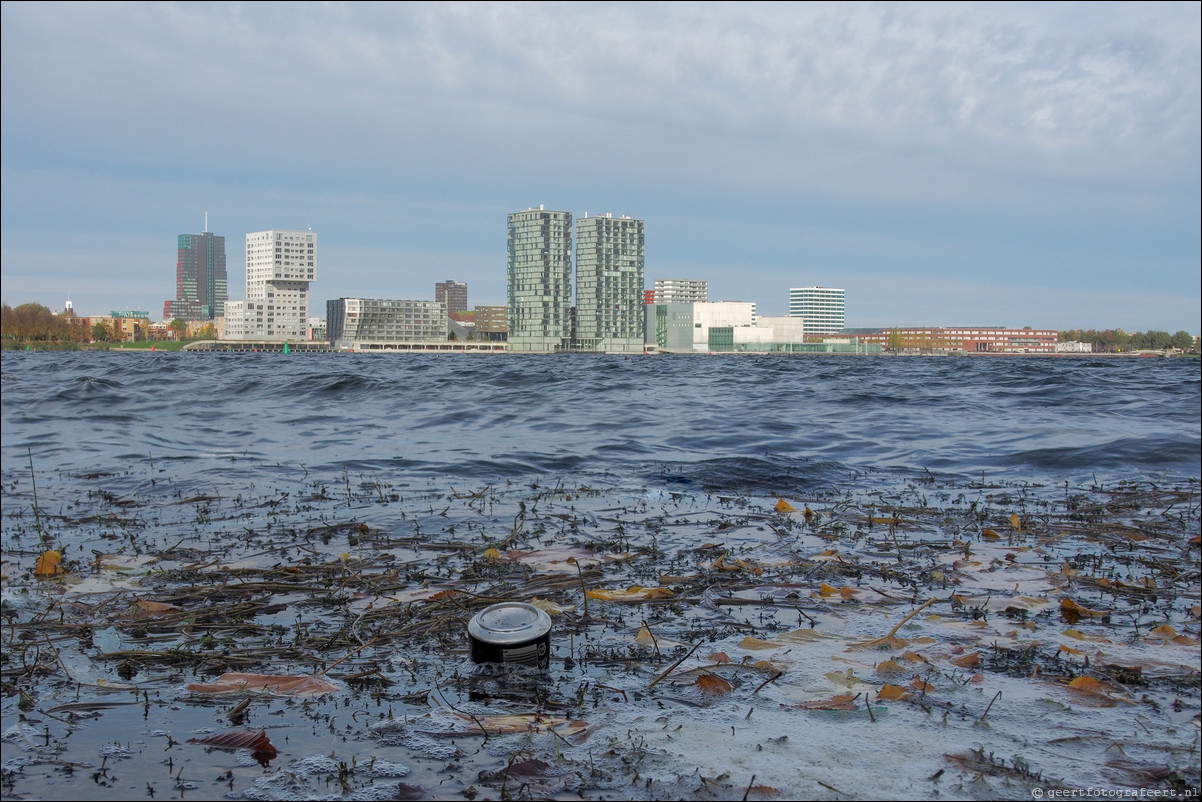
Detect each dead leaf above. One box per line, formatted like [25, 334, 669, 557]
[949, 652, 980, 669]
[877, 684, 912, 701]
[448, 712, 587, 736]
[775, 498, 797, 513]
[1065, 676, 1132, 706]
[133, 598, 180, 616]
[187, 672, 341, 697]
[1060, 598, 1110, 624]
[34, 550, 63, 577]
[189, 729, 278, 765]
[707, 652, 731, 664]
[586, 586, 675, 602]
[798, 693, 859, 710]
[982, 529, 1002, 541]
[695, 673, 733, 695]
[1009, 513, 1022, 532]
[875, 660, 908, 675]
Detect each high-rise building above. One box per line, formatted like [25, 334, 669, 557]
[788, 286, 845, 334]
[435, 280, 468, 318]
[223, 229, 317, 341]
[507, 206, 573, 352]
[575, 213, 645, 353]
[164, 228, 227, 322]
[653, 278, 707, 304]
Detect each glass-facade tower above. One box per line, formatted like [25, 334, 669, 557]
[507, 207, 573, 352]
[164, 231, 227, 321]
[575, 214, 645, 353]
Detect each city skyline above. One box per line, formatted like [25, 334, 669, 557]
[1, 3, 1199, 334]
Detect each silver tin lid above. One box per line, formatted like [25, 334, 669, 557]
[467, 602, 552, 645]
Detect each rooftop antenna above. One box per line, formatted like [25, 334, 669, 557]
[204, 211, 208, 233]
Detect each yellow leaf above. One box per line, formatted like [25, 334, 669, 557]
[818, 583, 840, 597]
[1009, 513, 1022, 531]
[483, 548, 501, 560]
[34, 550, 63, 577]
[803, 506, 814, 522]
[875, 660, 907, 675]
[1149, 624, 1176, 638]
[981, 529, 1001, 541]
[775, 498, 797, 513]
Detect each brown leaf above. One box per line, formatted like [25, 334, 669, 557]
[1060, 598, 1109, 624]
[189, 729, 278, 765]
[187, 673, 341, 697]
[134, 599, 180, 616]
[695, 673, 733, 695]
[707, 652, 731, 664]
[982, 529, 1002, 541]
[949, 652, 980, 669]
[448, 712, 586, 736]
[798, 693, 859, 710]
[877, 684, 912, 701]
[774, 498, 797, 513]
[586, 586, 675, 602]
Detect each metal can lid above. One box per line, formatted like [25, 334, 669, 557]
[467, 602, 551, 645]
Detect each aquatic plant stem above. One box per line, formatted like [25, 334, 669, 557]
[649, 642, 701, 689]
[28, 449, 43, 544]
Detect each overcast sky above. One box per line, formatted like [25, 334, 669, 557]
[2, 1, 1199, 332]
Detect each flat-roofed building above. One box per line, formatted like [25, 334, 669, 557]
[575, 213, 645, 353]
[327, 298, 447, 349]
[507, 206, 573, 352]
[474, 305, 508, 341]
[861, 326, 1059, 353]
[653, 278, 707, 304]
[644, 301, 757, 353]
[225, 229, 317, 341]
[789, 286, 845, 334]
[435, 280, 468, 319]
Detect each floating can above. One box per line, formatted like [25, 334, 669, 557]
[467, 602, 552, 669]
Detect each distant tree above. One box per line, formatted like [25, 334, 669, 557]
[1, 302, 73, 342]
[1171, 330, 1195, 351]
[887, 327, 903, 350]
[447, 330, 458, 342]
[195, 322, 215, 339]
[169, 318, 187, 338]
[91, 321, 110, 342]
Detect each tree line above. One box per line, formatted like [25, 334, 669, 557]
[1, 303, 88, 345]
[1059, 329, 1196, 353]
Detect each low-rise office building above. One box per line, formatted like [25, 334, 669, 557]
[326, 298, 447, 349]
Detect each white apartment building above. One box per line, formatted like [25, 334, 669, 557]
[224, 229, 317, 341]
[653, 278, 708, 304]
[788, 286, 845, 334]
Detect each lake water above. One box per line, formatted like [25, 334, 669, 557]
[2, 351, 1199, 497]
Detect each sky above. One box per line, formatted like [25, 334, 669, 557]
[1, 2, 1199, 333]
